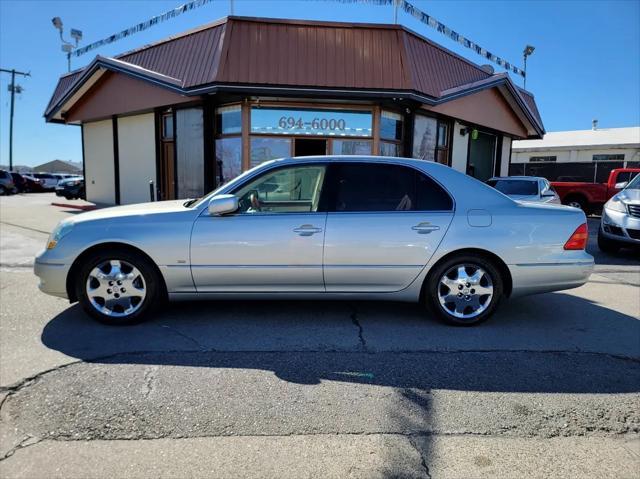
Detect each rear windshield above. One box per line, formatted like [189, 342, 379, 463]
[487, 179, 538, 196]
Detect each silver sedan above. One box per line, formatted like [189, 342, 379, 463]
[35, 156, 594, 326]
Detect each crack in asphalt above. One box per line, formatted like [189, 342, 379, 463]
[349, 304, 368, 351]
[159, 324, 205, 350]
[0, 435, 42, 462]
[408, 435, 432, 478]
[142, 366, 158, 399]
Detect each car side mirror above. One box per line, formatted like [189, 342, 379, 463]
[614, 181, 628, 190]
[208, 194, 239, 216]
[542, 191, 555, 197]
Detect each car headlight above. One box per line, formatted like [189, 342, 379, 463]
[47, 221, 74, 250]
[604, 196, 627, 213]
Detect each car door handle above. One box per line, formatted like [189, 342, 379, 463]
[293, 225, 323, 236]
[412, 222, 440, 234]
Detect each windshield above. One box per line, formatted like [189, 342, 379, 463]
[625, 173, 640, 190]
[487, 179, 538, 196]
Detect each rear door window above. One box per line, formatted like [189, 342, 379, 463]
[327, 163, 453, 212]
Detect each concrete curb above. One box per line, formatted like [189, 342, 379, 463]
[51, 202, 96, 211]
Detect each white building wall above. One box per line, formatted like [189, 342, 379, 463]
[117, 113, 157, 205]
[450, 121, 469, 173]
[512, 147, 639, 164]
[83, 119, 115, 205]
[500, 136, 511, 176]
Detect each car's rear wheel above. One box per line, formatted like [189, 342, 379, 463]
[424, 255, 504, 326]
[75, 249, 162, 325]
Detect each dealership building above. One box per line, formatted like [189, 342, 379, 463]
[45, 16, 544, 205]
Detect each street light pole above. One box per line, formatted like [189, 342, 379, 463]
[0, 68, 30, 171]
[523, 45, 535, 90]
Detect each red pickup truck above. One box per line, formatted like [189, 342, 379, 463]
[551, 168, 640, 213]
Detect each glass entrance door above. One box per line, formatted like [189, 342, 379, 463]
[467, 131, 497, 182]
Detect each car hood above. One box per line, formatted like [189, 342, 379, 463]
[616, 188, 640, 205]
[68, 199, 192, 224]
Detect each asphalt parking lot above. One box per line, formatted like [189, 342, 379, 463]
[0, 193, 639, 478]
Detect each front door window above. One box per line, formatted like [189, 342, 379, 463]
[233, 165, 327, 214]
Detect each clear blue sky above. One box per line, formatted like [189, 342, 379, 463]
[0, 0, 638, 167]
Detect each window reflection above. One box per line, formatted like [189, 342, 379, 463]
[215, 137, 242, 184]
[413, 115, 437, 161]
[250, 137, 292, 168]
[332, 139, 372, 155]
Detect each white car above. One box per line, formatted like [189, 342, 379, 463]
[599, 173, 640, 252]
[487, 176, 561, 205]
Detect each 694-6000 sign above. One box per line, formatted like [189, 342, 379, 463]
[278, 116, 346, 132]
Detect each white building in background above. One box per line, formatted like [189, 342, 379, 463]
[511, 125, 640, 182]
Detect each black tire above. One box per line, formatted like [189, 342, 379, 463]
[563, 195, 590, 215]
[0, 185, 7, 196]
[597, 227, 621, 254]
[75, 248, 163, 325]
[424, 254, 504, 326]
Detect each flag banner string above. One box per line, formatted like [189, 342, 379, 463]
[400, 0, 525, 77]
[73, 0, 525, 77]
[73, 0, 215, 57]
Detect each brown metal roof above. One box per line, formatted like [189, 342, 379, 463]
[46, 16, 543, 133]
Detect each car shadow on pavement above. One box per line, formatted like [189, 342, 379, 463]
[40, 293, 640, 394]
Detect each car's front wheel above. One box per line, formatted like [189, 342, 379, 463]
[424, 255, 504, 326]
[75, 249, 163, 325]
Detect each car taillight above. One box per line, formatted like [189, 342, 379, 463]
[564, 223, 588, 250]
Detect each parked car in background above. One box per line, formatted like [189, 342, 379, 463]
[31, 173, 59, 191]
[598, 173, 640, 253]
[487, 176, 561, 204]
[9, 172, 28, 193]
[551, 168, 640, 214]
[55, 177, 85, 200]
[35, 156, 594, 327]
[0, 169, 17, 195]
[21, 175, 46, 192]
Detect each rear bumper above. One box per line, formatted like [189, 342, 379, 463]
[509, 257, 594, 297]
[34, 256, 70, 299]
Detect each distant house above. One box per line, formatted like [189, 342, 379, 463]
[33, 159, 82, 174]
[511, 125, 640, 183]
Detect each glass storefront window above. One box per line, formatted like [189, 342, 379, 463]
[216, 105, 242, 135]
[251, 107, 372, 137]
[250, 137, 292, 168]
[380, 110, 403, 141]
[413, 115, 437, 161]
[437, 122, 449, 148]
[332, 139, 372, 155]
[215, 137, 242, 184]
[379, 141, 402, 157]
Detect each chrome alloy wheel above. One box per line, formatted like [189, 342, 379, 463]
[85, 259, 146, 318]
[437, 264, 494, 319]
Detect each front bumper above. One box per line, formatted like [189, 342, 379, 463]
[34, 255, 70, 299]
[509, 255, 595, 297]
[600, 208, 640, 245]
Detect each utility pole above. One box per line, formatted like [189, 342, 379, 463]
[0, 68, 30, 171]
[393, 0, 400, 24]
